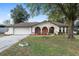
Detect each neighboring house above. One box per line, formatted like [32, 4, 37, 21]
[73, 26, 79, 34]
[0, 25, 8, 34]
[5, 21, 68, 35]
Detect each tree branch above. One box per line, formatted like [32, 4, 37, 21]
[57, 4, 69, 18]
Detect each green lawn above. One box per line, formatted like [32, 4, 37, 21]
[0, 35, 79, 56]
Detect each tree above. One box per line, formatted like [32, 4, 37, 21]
[26, 3, 79, 39]
[3, 20, 10, 25]
[11, 4, 30, 24]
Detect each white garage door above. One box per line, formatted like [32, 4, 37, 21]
[14, 27, 32, 34]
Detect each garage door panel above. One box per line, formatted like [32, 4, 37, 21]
[14, 28, 31, 34]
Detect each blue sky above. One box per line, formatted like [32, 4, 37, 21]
[0, 3, 48, 24]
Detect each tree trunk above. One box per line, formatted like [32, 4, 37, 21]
[68, 20, 74, 39]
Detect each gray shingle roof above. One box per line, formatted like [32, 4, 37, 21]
[7, 22, 39, 27]
[6, 21, 68, 27]
[50, 22, 68, 27]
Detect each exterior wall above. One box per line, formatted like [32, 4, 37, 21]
[5, 27, 14, 34]
[64, 27, 67, 33]
[32, 22, 60, 34]
[14, 27, 32, 34]
[61, 27, 63, 32]
[59, 27, 67, 34]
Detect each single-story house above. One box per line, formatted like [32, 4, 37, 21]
[5, 21, 68, 35]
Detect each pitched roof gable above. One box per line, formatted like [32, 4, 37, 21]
[32, 21, 68, 27]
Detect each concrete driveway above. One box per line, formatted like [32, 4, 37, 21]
[0, 34, 29, 53]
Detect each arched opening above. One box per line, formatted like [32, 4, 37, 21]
[49, 27, 54, 34]
[35, 27, 41, 35]
[42, 27, 48, 35]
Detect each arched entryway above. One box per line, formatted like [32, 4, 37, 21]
[42, 27, 48, 35]
[49, 27, 54, 34]
[35, 27, 41, 35]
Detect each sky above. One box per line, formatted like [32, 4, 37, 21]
[0, 3, 48, 24]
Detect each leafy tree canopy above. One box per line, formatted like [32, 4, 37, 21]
[11, 4, 30, 24]
[26, 4, 79, 22]
[26, 4, 65, 22]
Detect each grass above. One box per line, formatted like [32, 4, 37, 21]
[0, 35, 79, 56]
